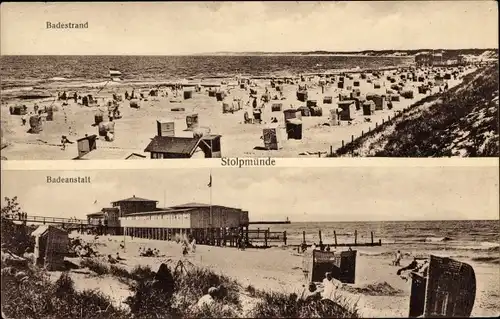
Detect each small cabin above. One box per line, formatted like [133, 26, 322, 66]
[144, 135, 222, 159]
[262, 126, 285, 150]
[296, 90, 308, 102]
[31, 225, 69, 271]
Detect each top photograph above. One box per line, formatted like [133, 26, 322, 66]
[0, 1, 498, 160]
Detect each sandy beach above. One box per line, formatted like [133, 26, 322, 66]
[1, 66, 477, 160]
[53, 233, 499, 318]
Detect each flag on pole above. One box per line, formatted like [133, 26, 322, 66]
[207, 174, 212, 188]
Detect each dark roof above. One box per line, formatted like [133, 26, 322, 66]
[87, 212, 105, 217]
[112, 195, 158, 204]
[337, 100, 356, 105]
[144, 136, 201, 155]
[102, 207, 119, 212]
[201, 134, 222, 141]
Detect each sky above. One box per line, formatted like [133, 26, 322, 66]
[1, 166, 498, 222]
[1, 1, 498, 55]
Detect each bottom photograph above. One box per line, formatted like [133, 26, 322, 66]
[1, 167, 498, 318]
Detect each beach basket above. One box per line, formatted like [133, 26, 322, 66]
[296, 90, 308, 102]
[94, 113, 104, 125]
[309, 106, 323, 117]
[46, 109, 54, 121]
[222, 102, 232, 114]
[186, 114, 199, 130]
[208, 90, 216, 97]
[306, 100, 317, 108]
[373, 82, 381, 89]
[329, 109, 340, 126]
[271, 103, 283, 112]
[29, 115, 43, 134]
[401, 90, 414, 99]
[216, 91, 226, 102]
[337, 82, 344, 89]
[362, 101, 376, 116]
[263, 127, 280, 150]
[183, 90, 193, 100]
[353, 81, 360, 87]
[323, 96, 333, 104]
[298, 106, 311, 117]
[391, 95, 400, 102]
[285, 119, 302, 140]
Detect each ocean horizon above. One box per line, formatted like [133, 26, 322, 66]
[0, 55, 413, 90]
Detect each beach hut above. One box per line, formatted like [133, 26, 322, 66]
[337, 82, 345, 89]
[186, 114, 199, 130]
[9, 105, 28, 115]
[408, 255, 476, 318]
[183, 90, 193, 100]
[271, 103, 283, 112]
[157, 120, 175, 137]
[130, 99, 140, 108]
[362, 101, 376, 116]
[418, 85, 430, 94]
[208, 89, 216, 97]
[329, 109, 340, 126]
[77, 134, 97, 158]
[323, 96, 333, 104]
[353, 80, 360, 87]
[302, 250, 357, 284]
[337, 100, 356, 121]
[283, 109, 302, 121]
[29, 115, 43, 134]
[296, 90, 308, 102]
[31, 225, 69, 271]
[285, 119, 302, 140]
[339, 93, 351, 101]
[253, 109, 262, 124]
[360, 73, 367, 80]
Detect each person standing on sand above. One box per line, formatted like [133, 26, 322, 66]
[21, 114, 27, 126]
[394, 250, 402, 266]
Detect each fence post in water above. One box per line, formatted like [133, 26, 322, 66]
[334, 230, 338, 247]
[264, 230, 268, 248]
[283, 231, 287, 246]
[302, 231, 306, 245]
[342, 140, 345, 148]
[257, 228, 260, 238]
[354, 230, 357, 245]
[371, 231, 374, 245]
[330, 145, 333, 156]
[351, 135, 354, 143]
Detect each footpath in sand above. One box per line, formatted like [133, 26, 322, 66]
[57, 234, 499, 318]
[1, 67, 477, 160]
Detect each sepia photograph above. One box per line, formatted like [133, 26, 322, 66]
[1, 166, 499, 318]
[0, 1, 498, 160]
